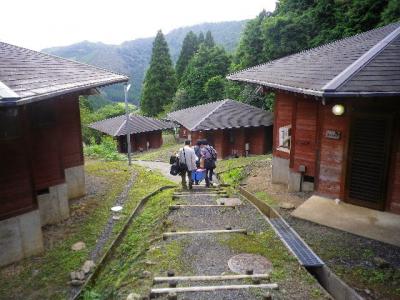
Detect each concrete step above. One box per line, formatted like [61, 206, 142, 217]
[149, 283, 278, 297]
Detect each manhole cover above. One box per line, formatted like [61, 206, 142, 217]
[217, 198, 242, 206]
[228, 253, 272, 274]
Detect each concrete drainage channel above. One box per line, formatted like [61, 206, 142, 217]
[238, 186, 364, 300]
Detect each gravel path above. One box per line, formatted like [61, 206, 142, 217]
[151, 187, 326, 300]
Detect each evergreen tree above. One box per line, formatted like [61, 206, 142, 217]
[204, 31, 215, 48]
[198, 32, 205, 44]
[140, 30, 177, 116]
[177, 44, 230, 108]
[175, 31, 199, 83]
[235, 10, 269, 68]
[204, 76, 225, 101]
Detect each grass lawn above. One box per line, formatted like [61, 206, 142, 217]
[0, 159, 175, 300]
[133, 133, 181, 163]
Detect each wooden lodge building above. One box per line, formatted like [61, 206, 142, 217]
[228, 22, 400, 214]
[90, 114, 174, 152]
[167, 99, 273, 158]
[0, 42, 128, 266]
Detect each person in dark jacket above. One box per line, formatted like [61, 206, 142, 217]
[200, 140, 217, 187]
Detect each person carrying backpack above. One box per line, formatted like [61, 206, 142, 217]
[200, 140, 217, 187]
[177, 140, 197, 189]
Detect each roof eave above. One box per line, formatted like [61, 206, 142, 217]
[227, 77, 324, 97]
[0, 76, 128, 107]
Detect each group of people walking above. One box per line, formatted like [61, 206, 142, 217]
[175, 139, 217, 189]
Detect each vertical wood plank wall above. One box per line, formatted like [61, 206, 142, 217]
[58, 95, 84, 168]
[30, 100, 65, 190]
[0, 107, 36, 220]
[273, 93, 295, 160]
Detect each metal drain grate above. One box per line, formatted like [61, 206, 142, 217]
[269, 218, 324, 267]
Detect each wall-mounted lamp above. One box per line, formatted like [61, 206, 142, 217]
[332, 104, 345, 116]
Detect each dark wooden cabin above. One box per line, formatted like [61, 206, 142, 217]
[228, 22, 400, 214]
[89, 114, 174, 152]
[167, 99, 273, 158]
[0, 41, 128, 266]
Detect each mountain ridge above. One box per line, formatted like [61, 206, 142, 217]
[43, 20, 247, 105]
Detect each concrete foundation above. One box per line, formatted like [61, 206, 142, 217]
[65, 165, 85, 199]
[288, 171, 315, 192]
[271, 156, 290, 184]
[288, 171, 301, 192]
[0, 210, 44, 267]
[37, 183, 69, 226]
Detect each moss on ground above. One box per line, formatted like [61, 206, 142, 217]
[254, 191, 278, 207]
[0, 159, 175, 300]
[216, 155, 271, 174]
[84, 189, 185, 299]
[218, 231, 327, 299]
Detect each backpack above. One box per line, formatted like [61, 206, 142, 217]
[208, 146, 217, 161]
[170, 162, 180, 176]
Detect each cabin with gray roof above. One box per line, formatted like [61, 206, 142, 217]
[167, 99, 273, 158]
[90, 114, 174, 152]
[228, 22, 400, 216]
[0, 41, 128, 266]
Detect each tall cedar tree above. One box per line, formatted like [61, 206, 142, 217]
[175, 31, 199, 83]
[141, 30, 177, 116]
[198, 32, 205, 44]
[204, 31, 215, 48]
[176, 42, 230, 109]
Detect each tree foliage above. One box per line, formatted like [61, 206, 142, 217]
[141, 30, 177, 116]
[176, 42, 230, 108]
[175, 31, 199, 83]
[229, 0, 400, 110]
[204, 30, 216, 48]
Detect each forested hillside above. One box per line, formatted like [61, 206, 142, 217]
[43, 20, 247, 104]
[227, 0, 400, 110]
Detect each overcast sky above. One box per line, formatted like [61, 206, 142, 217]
[1, 0, 276, 50]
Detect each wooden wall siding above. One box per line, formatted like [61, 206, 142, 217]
[179, 126, 189, 139]
[213, 129, 230, 159]
[190, 131, 206, 145]
[316, 103, 350, 199]
[30, 100, 65, 190]
[148, 131, 162, 149]
[58, 95, 84, 168]
[291, 100, 318, 176]
[246, 126, 267, 155]
[0, 107, 36, 220]
[273, 92, 295, 160]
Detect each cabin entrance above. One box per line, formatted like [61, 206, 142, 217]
[346, 112, 394, 210]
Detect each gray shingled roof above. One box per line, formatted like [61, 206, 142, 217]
[0, 42, 128, 105]
[167, 99, 273, 131]
[227, 22, 400, 97]
[89, 114, 175, 136]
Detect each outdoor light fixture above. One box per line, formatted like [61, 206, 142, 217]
[332, 104, 345, 116]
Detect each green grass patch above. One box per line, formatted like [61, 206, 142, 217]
[216, 155, 271, 174]
[254, 191, 278, 207]
[84, 136, 126, 161]
[133, 134, 181, 163]
[219, 167, 246, 186]
[0, 159, 175, 300]
[0, 160, 132, 300]
[218, 231, 326, 298]
[85, 189, 181, 298]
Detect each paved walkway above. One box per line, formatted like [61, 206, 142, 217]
[133, 160, 220, 186]
[133, 160, 181, 183]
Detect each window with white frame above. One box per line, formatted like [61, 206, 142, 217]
[278, 125, 291, 152]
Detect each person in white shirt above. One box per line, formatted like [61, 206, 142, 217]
[177, 140, 197, 189]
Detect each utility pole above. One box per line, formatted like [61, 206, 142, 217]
[124, 83, 132, 165]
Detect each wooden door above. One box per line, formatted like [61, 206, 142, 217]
[346, 113, 394, 210]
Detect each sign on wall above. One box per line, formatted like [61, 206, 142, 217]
[325, 129, 341, 140]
